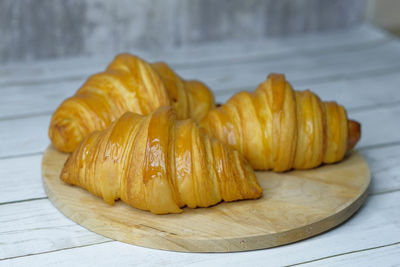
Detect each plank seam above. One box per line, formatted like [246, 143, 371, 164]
[372, 189, 400, 196]
[0, 240, 113, 262]
[0, 197, 48, 206]
[0, 151, 44, 161]
[170, 38, 391, 70]
[0, 111, 54, 122]
[347, 100, 400, 114]
[0, 75, 85, 89]
[0, 38, 390, 89]
[289, 241, 400, 266]
[214, 64, 400, 97]
[358, 141, 400, 151]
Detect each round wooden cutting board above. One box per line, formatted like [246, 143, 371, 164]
[42, 145, 370, 252]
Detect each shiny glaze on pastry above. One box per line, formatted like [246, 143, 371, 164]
[200, 73, 361, 171]
[61, 107, 262, 214]
[49, 54, 215, 153]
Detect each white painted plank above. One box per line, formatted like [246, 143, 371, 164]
[0, 115, 50, 158]
[0, 25, 388, 87]
[0, 57, 110, 88]
[290, 70, 400, 113]
[0, 199, 109, 260]
[182, 41, 400, 97]
[298, 243, 400, 267]
[157, 24, 389, 67]
[217, 69, 400, 110]
[361, 146, 400, 195]
[348, 105, 400, 149]
[0, 155, 45, 203]
[0, 191, 399, 266]
[2, 41, 400, 120]
[0, 80, 83, 119]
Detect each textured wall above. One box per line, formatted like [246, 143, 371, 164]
[0, 0, 366, 63]
[365, 0, 400, 35]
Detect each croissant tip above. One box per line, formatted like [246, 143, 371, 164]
[347, 120, 361, 151]
[253, 187, 263, 199]
[49, 120, 82, 153]
[60, 169, 68, 184]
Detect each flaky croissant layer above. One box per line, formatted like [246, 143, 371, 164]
[61, 107, 262, 214]
[49, 54, 215, 153]
[200, 73, 361, 172]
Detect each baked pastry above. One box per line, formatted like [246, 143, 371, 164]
[200, 73, 361, 172]
[61, 107, 262, 214]
[49, 54, 215, 153]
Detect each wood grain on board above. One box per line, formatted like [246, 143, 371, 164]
[42, 146, 370, 252]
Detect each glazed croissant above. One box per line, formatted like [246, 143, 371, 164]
[61, 107, 262, 214]
[200, 73, 361, 172]
[49, 53, 215, 153]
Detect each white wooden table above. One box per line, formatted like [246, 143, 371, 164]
[1, 24, 399, 267]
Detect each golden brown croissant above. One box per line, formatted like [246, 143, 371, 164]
[49, 54, 215, 153]
[61, 107, 262, 214]
[200, 73, 361, 172]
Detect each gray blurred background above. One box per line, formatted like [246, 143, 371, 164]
[0, 0, 398, 63]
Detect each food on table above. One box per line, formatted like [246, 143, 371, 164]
[61, 107, 262, 214]
[200, 73, 361, 171]
[49, 53, 215, 153]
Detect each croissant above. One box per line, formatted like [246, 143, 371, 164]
[61, 107, 262, 214]
[200, 73, 361, 172]
[49, 53, 215, 153]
